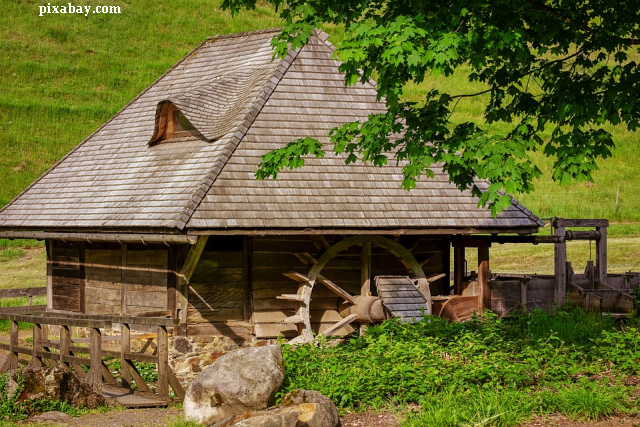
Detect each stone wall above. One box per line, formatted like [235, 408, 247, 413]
[169, 336, 279, 385]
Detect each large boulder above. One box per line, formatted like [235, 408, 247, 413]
[6, 367, 105, 409]
[184, 345, 285, 425]
[211, 390, 339, 427]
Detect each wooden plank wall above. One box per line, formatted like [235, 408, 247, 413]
[124, 245, 168, 316]
[187, 250, 244, 324]
[85, 247, 121, 315]
[50, 241, 172, 316]
[51, 241, 84, 312]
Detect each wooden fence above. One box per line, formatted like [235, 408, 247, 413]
[0, 308, 184, 401]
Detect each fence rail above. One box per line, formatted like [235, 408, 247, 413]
[0, 309, 184, 401]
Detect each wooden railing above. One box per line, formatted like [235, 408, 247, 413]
[0, 308, 184, 401]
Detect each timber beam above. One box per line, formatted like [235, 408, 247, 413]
[452, 231, 601, 246]
[0, 231, 197, 245]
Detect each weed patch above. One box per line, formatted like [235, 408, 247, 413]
[280, 309, 640, 425]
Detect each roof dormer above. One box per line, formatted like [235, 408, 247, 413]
[150, 101, 204, 145]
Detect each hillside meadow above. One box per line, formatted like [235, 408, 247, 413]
[1, 0, 639, 221]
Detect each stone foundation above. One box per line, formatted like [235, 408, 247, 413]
[169, 336, 279, 385]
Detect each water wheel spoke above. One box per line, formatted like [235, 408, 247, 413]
[321, 314, 358, 337]
[317, 274, 357, 305]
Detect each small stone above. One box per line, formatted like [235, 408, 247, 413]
[173, 337, 193, 354]
[31, 411, 74, 424]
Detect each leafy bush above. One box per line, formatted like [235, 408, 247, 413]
[279, 308, 640, 422]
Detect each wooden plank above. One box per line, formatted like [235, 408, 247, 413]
[102, 361, 119, 386]
[186, 321, 252, 339]
[178, 237, 208, 333]
[596, 226, 607, 285]
[46, 241, 53, 309]
[9, 320, 18, 370]
[127, 360, 152, 393]
[60, 326, 70, 369]
[0, 287, 47, 299]
[361, 242, 371, 297]
[121, 323, 131, 389]
[79, 243, 86, 313]
[321, 314, 358, 337]
[453, 246, 465, 295]
[156, 326, 169, 398]
[167, 367, 186, 400]
[243, 237, 253, 323]
[553, 219, 609, 228]
[477, 247, 490, 314]
[89, 328, 102, 393]
[554, 226, 567, 305]
[318, 275, 357, 305]
[121, 243, 128, 315]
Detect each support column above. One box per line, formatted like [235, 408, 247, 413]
[554, 222, 567, 306]
[177, 236, 209, 336]
[360, 242, 371, 297]
[453, 246, 465, 295]
[595, 226, 607, 285]
[477, 246, 490, 314]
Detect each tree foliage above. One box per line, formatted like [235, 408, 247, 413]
[223, 0, 640, 214]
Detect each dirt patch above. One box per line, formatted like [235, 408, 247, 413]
[340, 410, 400, 427]
[525, 413, 640, 427]
[26, 408, 182, 427]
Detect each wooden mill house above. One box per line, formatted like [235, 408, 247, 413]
[0, 29, 545, 344]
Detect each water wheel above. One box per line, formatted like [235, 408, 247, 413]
[279, 235, 432, 344]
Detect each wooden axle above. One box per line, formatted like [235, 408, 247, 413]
[339, 296, 386, 323]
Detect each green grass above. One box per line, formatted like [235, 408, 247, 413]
[0, 0, 638, 226]
[280, 310, 640, 425]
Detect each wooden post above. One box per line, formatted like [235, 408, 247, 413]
[46, 241, 53, 310]
[361, 242, 371, 297]
[167, 246, 177, 318]
[32, 323, 43, 368]
[477, 246, 490, 315]
[596, 226, 607, 285]
[554, 223, 567, 306]
[520, 278, 528, 311]
[156, 326, 169, 398]
[89, 328, 102, 393]
[177, 236, 209, 336]
[120, 323, 131, 389]
[453, 246, 465, 295]
[9, 320, 18, 370]
[243, 237, 253, 322]
[121, 243, 128, 315]
[79, 243, 86, 313]
[59, 325, 70, 370]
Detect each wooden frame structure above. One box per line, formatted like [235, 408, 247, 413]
[0, 308, 184, 400]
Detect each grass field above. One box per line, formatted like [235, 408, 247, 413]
[1, 0, 639, 221]
[0, 1, 638, 285]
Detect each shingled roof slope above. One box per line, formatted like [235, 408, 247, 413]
[187, 32, 543, 230]
[0, 29, 542, 232]
[0, 29, 292, 230]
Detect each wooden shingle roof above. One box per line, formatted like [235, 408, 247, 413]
[0, 29, 542, 233]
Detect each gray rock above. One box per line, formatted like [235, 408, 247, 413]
[183, 345, 285, 426]
[7, 367, 105, 409]
[211, 390, 339, 427]
[280, 389, 339, 427]
[30, 411, 74, 424]
[233, 412, 300, 427]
